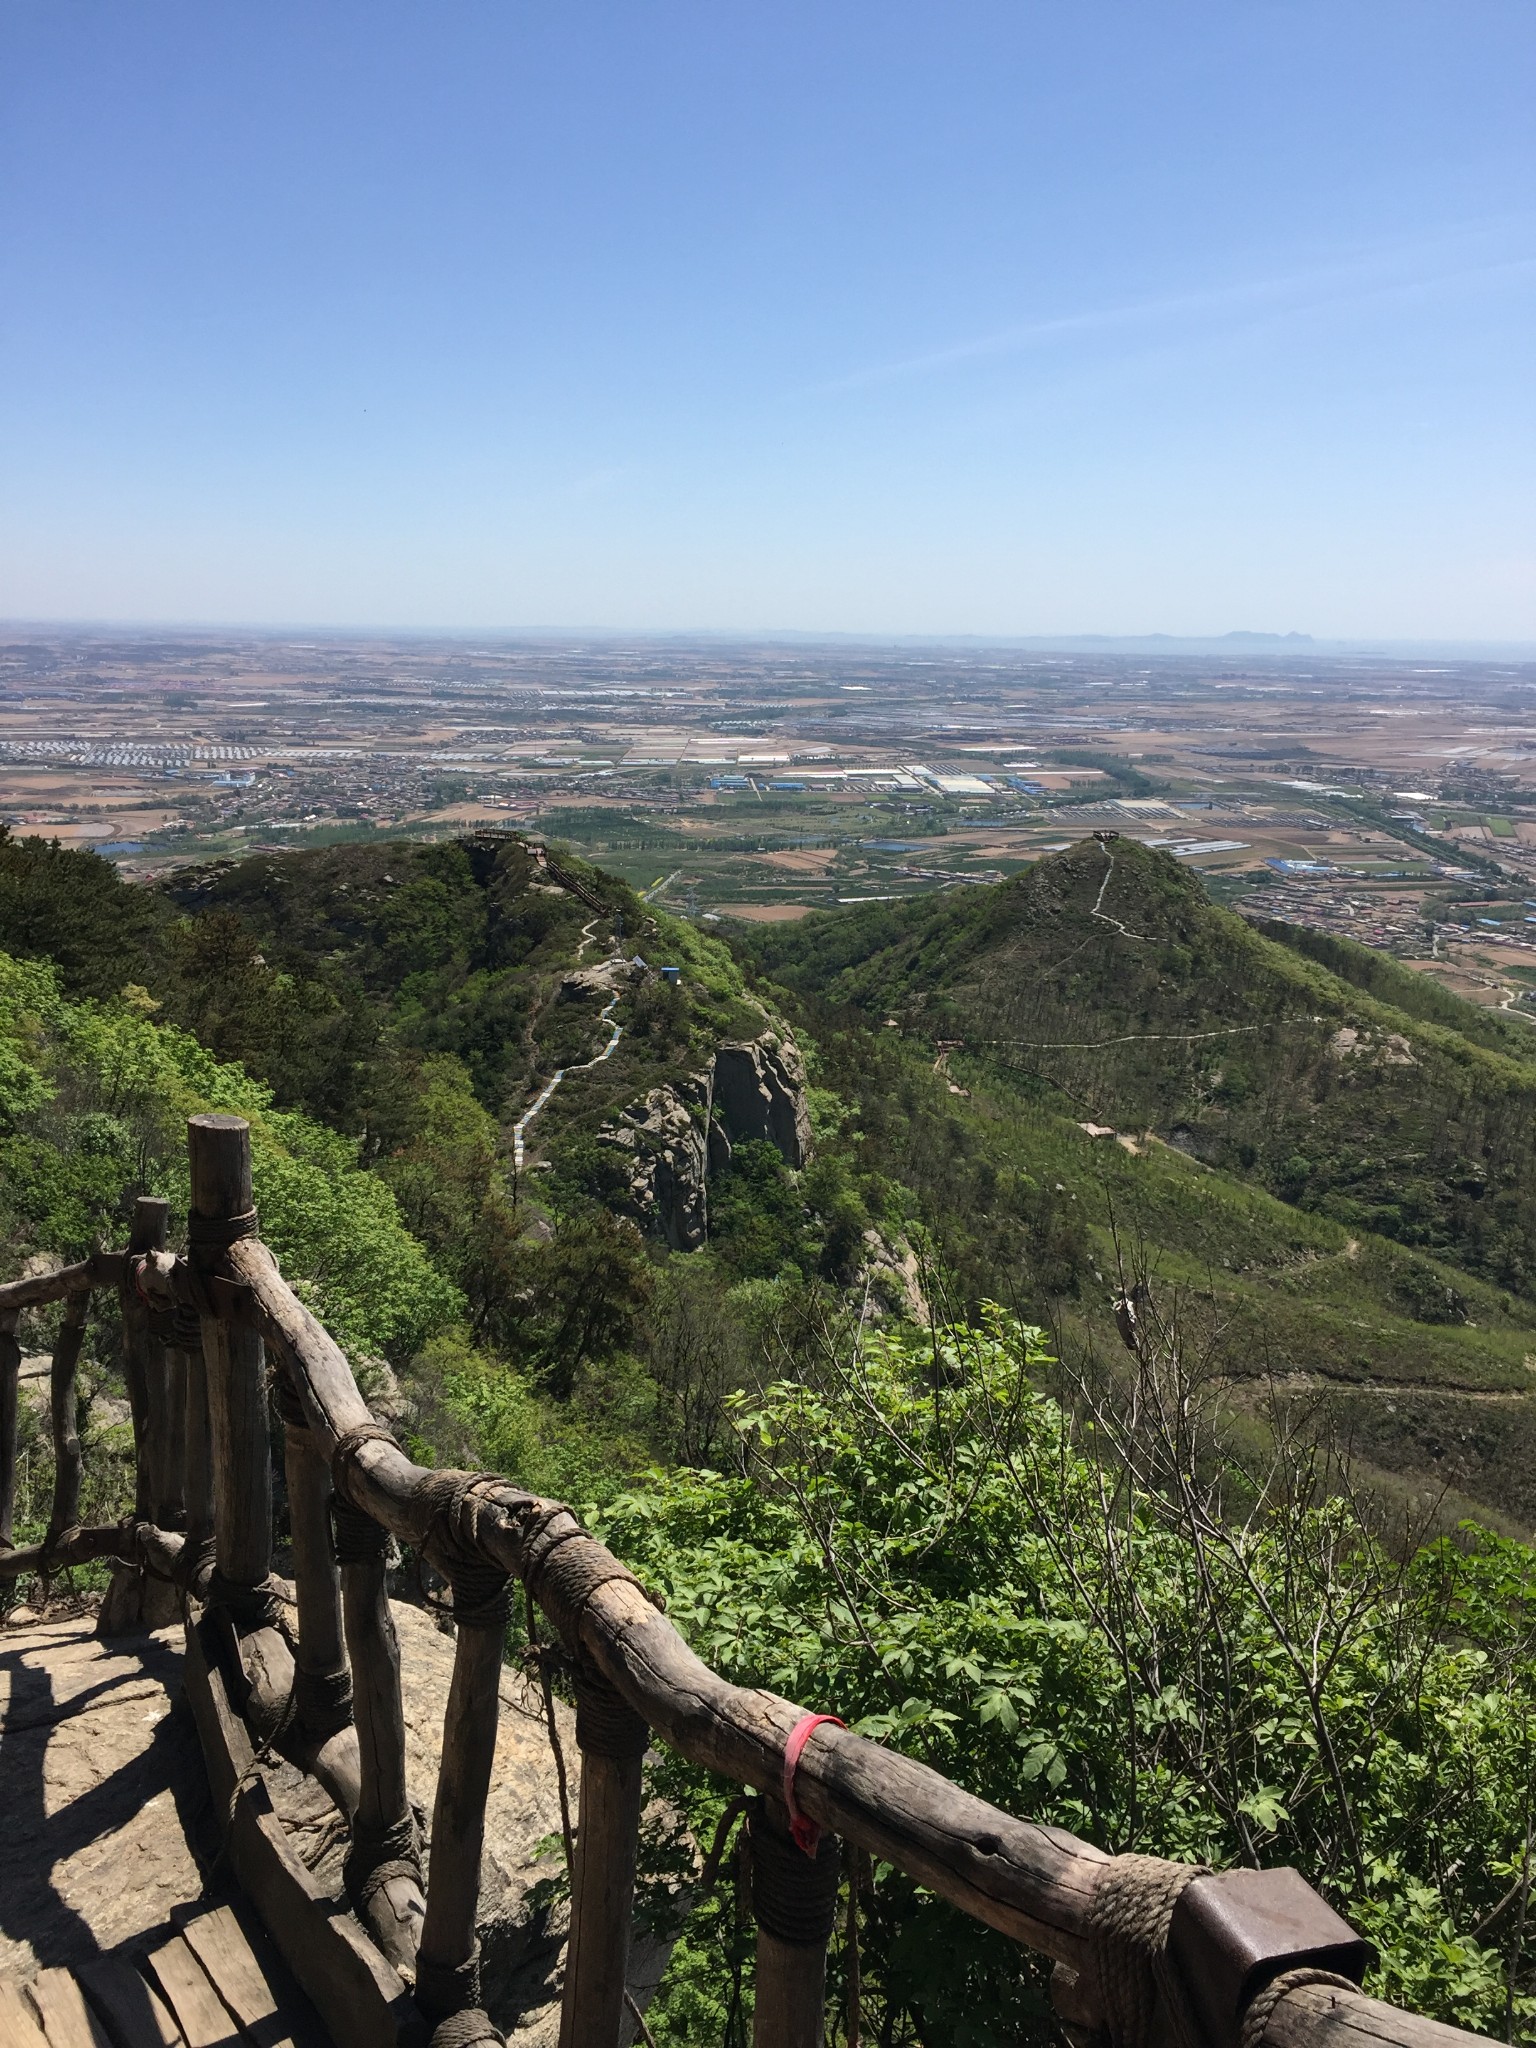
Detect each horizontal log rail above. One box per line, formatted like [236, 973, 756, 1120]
[0, 1115, 1489, 2048]
[0, 1249, 126, 1314]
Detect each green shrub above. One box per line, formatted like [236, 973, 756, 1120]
[599, 1311, 1536, 2045]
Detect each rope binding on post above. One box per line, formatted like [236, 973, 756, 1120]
[205, 1567, 287, 1632]
[518, 1500, 651, 1650]
[329, 1419, 401, 1556]
[171, 1532, 217, 1596]
[747, 1796, 841, 1946]
[572, 1660, 649, 1759]
[418, 1470, 515, 1630]
[293, 1663, 354, 1741]
[415, 1951, 503, 2041]
[131, 1254, 204, 1353]
[782, 1710, 846, 1856]
[428, 2012, 504, 2048]
[186, 1206, 260, 1249]
[332, 1490, 390, 1566]
[1086, 1852, 1211, 2048]
[331, 1417, 399, 1488]
[345, 1810, 422, 1916]
[1239, 1967, 1362, 2048]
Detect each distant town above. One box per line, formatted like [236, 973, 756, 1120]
[4, 628, 1536, 1017]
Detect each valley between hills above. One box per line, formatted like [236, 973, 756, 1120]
[5, 821, 1535, 1533]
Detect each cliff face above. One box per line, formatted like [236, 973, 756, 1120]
[712, 1031, 813, 1168]
[600, 1028, 813, 1250]
[599, 1081, 712, 1252]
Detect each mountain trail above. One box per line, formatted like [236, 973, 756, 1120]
[1089, 840, 1154, 943]
[513, 986, 624, 1172]
[980, 1024, 1270, 1051]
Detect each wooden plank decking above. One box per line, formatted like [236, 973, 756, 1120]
[0, 1610, 331, 2045]
[2, 1902, 330, 2048]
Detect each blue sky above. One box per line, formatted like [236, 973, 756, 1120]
[1, 2, 1532, 639]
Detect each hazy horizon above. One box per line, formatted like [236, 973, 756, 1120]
[6, 621, 1535, 662]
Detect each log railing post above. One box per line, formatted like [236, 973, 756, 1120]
[46, 1291, 89, 1547]
[0, 1308, 20, 1552]
[187, 1117, 271, 1598]
[558, 1667, 649, 2048]
[278, 1375, 354, 1754]
[183, 1329, 214, 1548]
[335, 1489, 426, 1974]
[159, 1343, 189, 1532]
[414, 1541, 514, 2038]
[160, 1242, 1488, 2048]
[122, 1196, 171, 1523]
[103, 1197, 181, 1630]
[748, 1799, 841, 2048]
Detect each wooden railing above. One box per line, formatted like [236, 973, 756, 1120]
[0, 1113, 1487, 2048]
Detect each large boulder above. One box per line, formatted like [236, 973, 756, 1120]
[598, 1086, 710, 1251]
[712, 1032, 812, 1168]
[598, 1027, 812, 1248]
[558, 964, 622, 1004]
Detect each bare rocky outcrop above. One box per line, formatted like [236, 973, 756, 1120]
[859, 1229, 928, 1322]
[599, 1082, 712, 1251]
[597, 1026, 813, 1250]
[558, 963, 624, 1004]
[711, 1030, 812, 1168]
[1329, 1024, 1417, 1067]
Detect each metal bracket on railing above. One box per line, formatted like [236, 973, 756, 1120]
[1166, 1868, 1370, 2048]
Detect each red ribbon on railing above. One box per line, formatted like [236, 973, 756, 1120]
[782, 1711, 846, 1857]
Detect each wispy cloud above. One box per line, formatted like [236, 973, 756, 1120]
[557, 464, 630, 501]
[803, 223, 1536, 398]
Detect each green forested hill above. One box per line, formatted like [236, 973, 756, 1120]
[10, 822, 1536, 1524]
[0, 948, 459, 1359]
[0, 826, 903, 1476]
[739, 838, 1536, 1526]
[2, 823, 788, 1191]
[749, 834, 1536, 1297]
[4, 823, 768, 1140]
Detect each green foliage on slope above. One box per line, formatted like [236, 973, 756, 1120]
[0, 948, 460, 1360]
[7, 830, 1536, 2044]
[603, 1313, 1536, 2045]
[1249, 916, 1536, 1060]
[0, 829, 908, 1508]
[1, 825, 770, 1147]
[0, 825, 167, 1001]
[155, 832, 766, 1141]
[748, 837, 1536, 1299]
[776, 1022, 1536, 1525]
